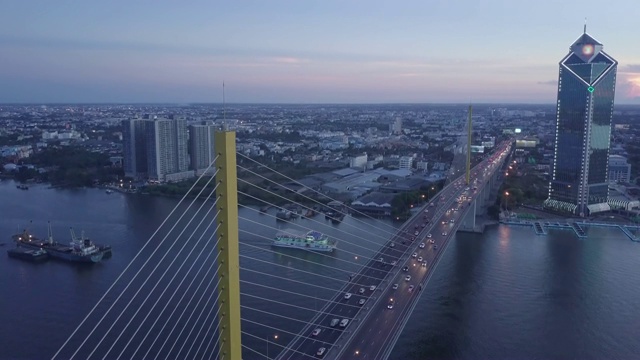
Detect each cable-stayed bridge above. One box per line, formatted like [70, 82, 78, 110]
[51, 119, 512, 360]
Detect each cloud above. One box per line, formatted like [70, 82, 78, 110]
[622, 64, 640, 73]
[537, 80, 557, 85]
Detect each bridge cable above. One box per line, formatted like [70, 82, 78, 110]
[236, 154, 404, 234]
[114, 221, 223, 359]
[138, 257, 222, 360]
[153, 264, 223, 360]
[51, 157, 220, 360]
[97, 192, 222, 359]
[84, 180, 221, 359]
[238, 205, 408, 260]
[236, 173, 399, 242]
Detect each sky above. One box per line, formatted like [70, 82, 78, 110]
[1, 0, 639, 104]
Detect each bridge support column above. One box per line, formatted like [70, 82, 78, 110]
[460, 198, 477, 231]
[215, 130, 242, 360]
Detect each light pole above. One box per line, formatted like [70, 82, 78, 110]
[503, 191, 510, 213]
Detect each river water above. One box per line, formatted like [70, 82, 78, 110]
[0, 180, 638, 360]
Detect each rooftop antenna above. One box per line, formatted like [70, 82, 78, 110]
[222, 81, 227, 131]
[584, 17, 587, 34]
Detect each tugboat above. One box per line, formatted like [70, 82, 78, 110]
[70, 228, 111, 260]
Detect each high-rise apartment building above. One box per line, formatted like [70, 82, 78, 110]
[122, 118, 149, 179]
[146, 116, 192, 182]
[189, 123, 217, 175]
[389, 117, 402, 135]
[545, 27, 617, 216]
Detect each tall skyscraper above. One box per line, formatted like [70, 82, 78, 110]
[146, 116, 192, 182]
[545, 26, 617, 216]
[122, 118, 149, 179]
[189, 123, 217, 175]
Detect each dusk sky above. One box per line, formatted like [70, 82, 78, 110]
[1, 0, 639, 104]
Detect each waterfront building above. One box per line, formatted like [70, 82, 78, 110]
[146, 116, 193, 182]
[189, 123, 217, 175]
[122, 118, 149, 179]
[545, 27, 617, 216]
[608, 155, 631, 183]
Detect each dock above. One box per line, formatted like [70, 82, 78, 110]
[499, 218, 640, 241]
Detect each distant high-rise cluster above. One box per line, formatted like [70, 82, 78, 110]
[545, 28, 617, 216]
[122, 115, 217, 182]
[389, 117, 402, 135]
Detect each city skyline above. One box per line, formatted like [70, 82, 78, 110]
[1, 1, 640, 104]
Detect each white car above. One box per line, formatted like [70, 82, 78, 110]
[317, 347, 326, 356]
[339, 319, 349, 327]
[391, 260, 397, 266]
[442, 232, 447, 236]
[358, 287, 365, 294]
[419, 243, 425, 248]
[312, 328, 321, 336]
[370, 285, 376, 291]
[358, 298, 366, 306]
[427, 233, 432, 238]
[344, 293, 352, 300]
[387, 302, 394, 309]
[414, 231, 419, 236]
[405, 275, 411, 281]
[409, 285, 415, 292]
[412, 252, 418, 258]
[429, 239, 435, 244]
[417, 256, 423, 262]
[422, 261, 427, 267]
[392, 283, 398, 289]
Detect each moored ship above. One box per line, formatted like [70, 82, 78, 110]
[273, 230, 337, 252]
[12, 223, 104, 263]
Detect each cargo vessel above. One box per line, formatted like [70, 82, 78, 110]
[12, 223, 104, 263]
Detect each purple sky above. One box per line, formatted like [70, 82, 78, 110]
[1, 0, 639, 104]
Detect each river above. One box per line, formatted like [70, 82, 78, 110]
[0, 180, 638, 359]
